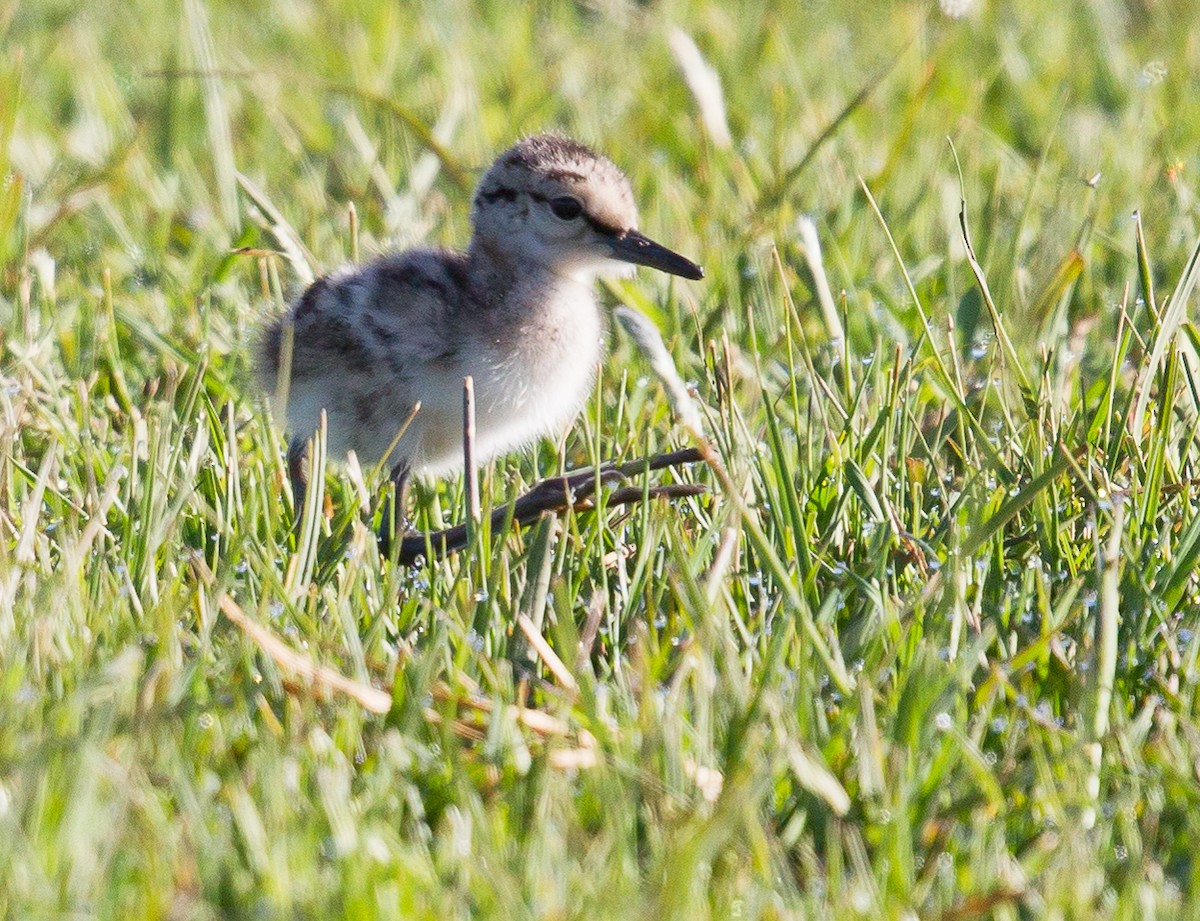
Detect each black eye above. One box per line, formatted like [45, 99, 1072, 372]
[549, 196, 583, 220]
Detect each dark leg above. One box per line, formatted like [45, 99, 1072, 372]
[390, 462, 412, 536]
[378, 462, 411, 555]
[387, 451, 707, 565]
[287, 436, 310, 521]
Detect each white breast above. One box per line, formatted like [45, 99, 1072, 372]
[414, 281, 603, 476]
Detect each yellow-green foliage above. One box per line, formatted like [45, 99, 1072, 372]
[3, 1, 1200, 918]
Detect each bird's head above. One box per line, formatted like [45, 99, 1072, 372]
[470, 134, 703, 283]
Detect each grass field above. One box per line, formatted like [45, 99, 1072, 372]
[4, 0, 1200, 917]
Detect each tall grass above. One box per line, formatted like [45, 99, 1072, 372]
[3, 0, 1200, 917]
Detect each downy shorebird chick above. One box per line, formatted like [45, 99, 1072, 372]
[259, 134, 704, 547]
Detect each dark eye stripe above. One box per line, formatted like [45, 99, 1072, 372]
[528, 191, 620, 236]
[480, 187, 623, 237]
[580, 212, 621, 237]
[478, 186, 518, 203]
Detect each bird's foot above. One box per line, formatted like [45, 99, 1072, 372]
[379, 448, 707, 566]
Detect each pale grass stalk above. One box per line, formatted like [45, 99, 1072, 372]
[668, 27, 732, 149]
[518, 613, 578, 693]
[796, 215, 845, 344]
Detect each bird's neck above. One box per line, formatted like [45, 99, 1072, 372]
[463, 236, 602, 380]
[465, 238, 594, 314]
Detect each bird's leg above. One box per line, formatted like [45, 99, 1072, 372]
[287, 436, 310, 521]
[378, 462, 412, 552]
[386, 448, 706, 566]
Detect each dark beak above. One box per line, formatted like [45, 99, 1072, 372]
[608, 229, 704, 280]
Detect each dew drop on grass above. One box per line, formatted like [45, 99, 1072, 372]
[473, 588, 489, 603]
[939, 0, 975, 18]
[466, 630, 484, 652]
[1137, 61, 1167, 87]
[652, 614, 667, 629]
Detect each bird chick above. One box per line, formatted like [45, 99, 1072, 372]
[259, 134, 703, 521]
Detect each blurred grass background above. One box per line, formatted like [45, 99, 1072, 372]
[4, 0, 1200, 917]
